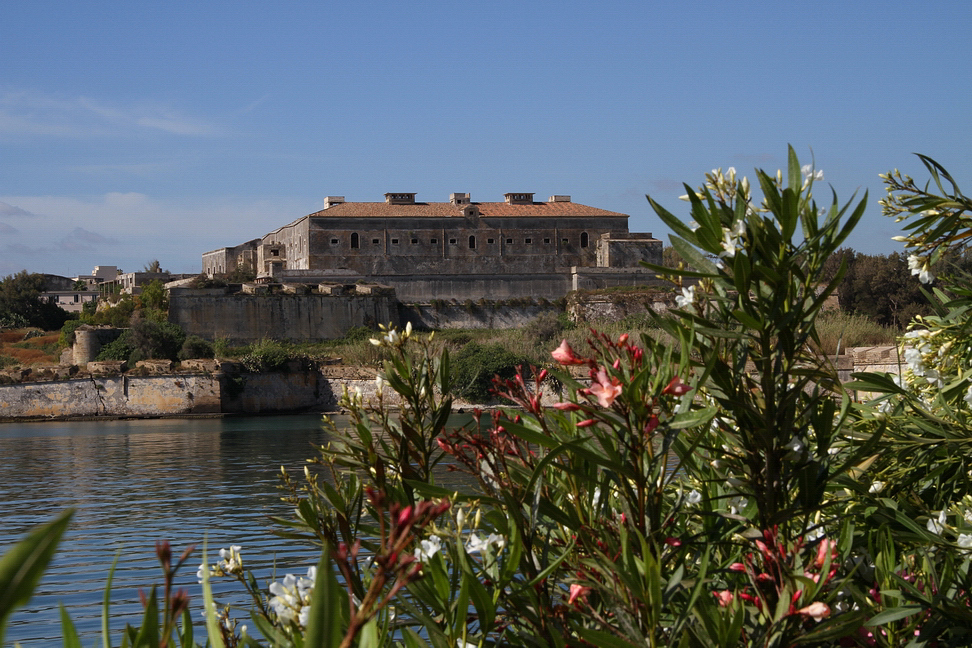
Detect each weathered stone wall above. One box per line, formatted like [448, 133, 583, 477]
[0, 374, 222, 419]
[399, 302, 561, 330]
[168, 289, 399, 343]
[567, 289, 675, 322]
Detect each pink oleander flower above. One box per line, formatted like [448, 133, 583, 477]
[551, 339, 585, 365]
[662, 376, 691, 396]
[714, 590, 733, 607]
[568, 583, 592, 605]
[797, 601, 830, 622]
[551, 401, 582, 411]
[590, 368, 622, 408]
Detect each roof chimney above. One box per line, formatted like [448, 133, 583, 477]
[385, 193, 417, 204]
[323, 196, 345, 209]
[549, 195, 571, 203]
[450, 192, 470, 205]
[504, 192, 534, 205]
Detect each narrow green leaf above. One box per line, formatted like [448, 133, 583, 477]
[200, 540, 226, 648]
[865, 606, 922, 626]
[60, 603, 82, 648]
[131, 585, 160, 648]
[303, 545, 347, 648]
[103, 550, 121, 648]
[0, 508, 73, 644]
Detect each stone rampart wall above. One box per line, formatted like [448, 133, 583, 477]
[168, 290, 399, 343]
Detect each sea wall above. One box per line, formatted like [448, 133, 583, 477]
[0, 367, 404, 421]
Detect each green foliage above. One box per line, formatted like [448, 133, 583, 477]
[0, 354, 16, 369]
[138, 279, 168, 312]
[178, 335, 214, 360]
[83, 294, 135, 327]
[0, 270, 71, 331]
[95, 332, 135, 361]
[450, 342, 529, 403]
[238, 338, 298, 372]
[58, 319, 86, 349]
[127, 318, 186, 362]
[821, 248, 929, 327]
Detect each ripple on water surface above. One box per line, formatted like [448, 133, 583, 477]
[0, 413, 337, 646]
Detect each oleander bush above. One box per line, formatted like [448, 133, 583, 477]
[9, 148, 972, 647]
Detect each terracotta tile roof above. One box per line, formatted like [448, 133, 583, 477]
[306, 201, 627, 219]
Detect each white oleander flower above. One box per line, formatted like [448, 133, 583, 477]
[785, 437, 804, 453]
[958, 534, 972, 550]
[414, 535, 442, 561]
[465, 532, 505, 554]
[927, 510, 946, 535]
[675, 285, 695, 308]
[869, 481, 884, 494]
[687, 490, 702, 505]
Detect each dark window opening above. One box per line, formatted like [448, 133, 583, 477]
[391, 238, 399, 244]
[331, 238, 339, 245]
[431, 238, 438, 244]
[449, 238, 457, 245]
[506, 238, 513, 244]
[411, 238, 418, 244]
[561, 238, 569, 244]
[544, 238, 550, 244]
[581, 232, 589, 248]
[271, 249, 279, 257]
[351, 233, 359, 249]
[525, 238, 532, 244]
[487, 238, 494, 244]
[372, 238, 380, 245]
[469, 235, 476, 249]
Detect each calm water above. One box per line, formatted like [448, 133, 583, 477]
[0, 413, 362, 646]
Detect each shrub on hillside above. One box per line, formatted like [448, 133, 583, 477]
[178, 335, 215, 360]
[450, 342, 529, 403]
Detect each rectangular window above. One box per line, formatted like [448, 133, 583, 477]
[331, 238, 339, 244]
[449, 238, 457, 245]
[431, 238, 438, 244]
[544, 238, 550, 244]
[391, 238, 399, 244]
[525, 238, 532, 244]
[411, 238, 418, 244]
[506, 238, 513, 244]
[562, 238, 569, 244]
[487, 238, 494, 244]
[372, 239, 380, 245]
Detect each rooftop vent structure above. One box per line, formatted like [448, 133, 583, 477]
[323, 196, 345, 209]
[450, 193, 471, 205]
[504, 193, 534, 204]
[549, 195, 571, 203]
[385, 193, 417, 205]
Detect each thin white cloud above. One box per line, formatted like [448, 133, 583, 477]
[0, 201, 36, 217]
[0, 88, 222, 139]
[0, 222, 18, 234]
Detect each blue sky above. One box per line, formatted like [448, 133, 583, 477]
[2, 1, 970, 278]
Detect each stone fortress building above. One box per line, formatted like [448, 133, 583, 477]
[202, 192, 663, 301]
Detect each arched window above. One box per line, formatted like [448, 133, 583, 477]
[469, 235, 476, 249]
[581, 232, 589, 248]
[351, 233, 359, 249]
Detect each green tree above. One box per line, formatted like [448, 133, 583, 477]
[0, 271, 71, 330]
[139, 279, 169, 312]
